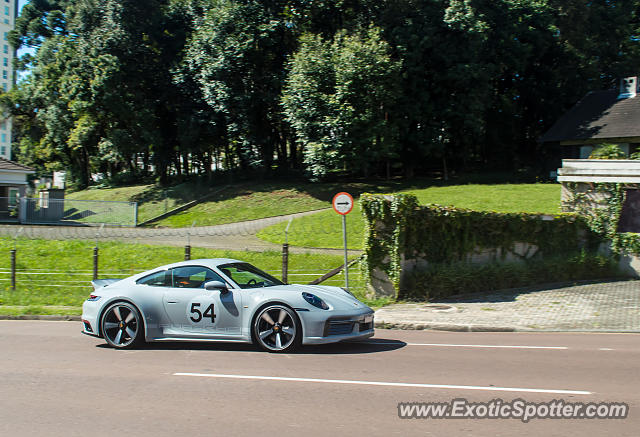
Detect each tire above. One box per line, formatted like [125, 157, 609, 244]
[252, 304, 302, 353]
[100, 302, 144, 349]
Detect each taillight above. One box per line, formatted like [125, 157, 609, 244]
[87, 295, 101, 301]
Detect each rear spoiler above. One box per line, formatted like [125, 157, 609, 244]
[91, 278, 122, 291]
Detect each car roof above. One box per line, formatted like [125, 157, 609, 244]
[127, 258, 248, 282]
[159, 258, 245, 270]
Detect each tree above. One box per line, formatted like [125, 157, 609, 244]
[283, 26, 400, 178]
[184, 0, 298, 173]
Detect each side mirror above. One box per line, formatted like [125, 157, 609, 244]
[204, 280, 229, 293]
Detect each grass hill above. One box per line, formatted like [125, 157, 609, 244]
[65, 177, 561, 246]
[257, 183, 562, 249]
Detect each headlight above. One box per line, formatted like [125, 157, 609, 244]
[87, 295, 101, 302]
[302, 292, 329, 310]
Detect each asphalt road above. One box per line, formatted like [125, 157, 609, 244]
[1, 321, 638, 437]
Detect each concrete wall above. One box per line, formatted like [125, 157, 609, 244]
[368, 241, 550, 298]
[557, 158, 640, 277]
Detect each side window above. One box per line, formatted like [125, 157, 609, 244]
[137, 270, 171, 287]
[171, 266, 225, 289]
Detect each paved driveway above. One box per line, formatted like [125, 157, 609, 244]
[375, 280, 640, 332]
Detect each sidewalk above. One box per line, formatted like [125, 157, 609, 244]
[374, 280, 640, 332]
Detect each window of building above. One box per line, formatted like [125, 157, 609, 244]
[2, 71, 7, 80]
[3, 45, 7, 54]
[2, 134, 6, 142]
[3, 58, 6, 67]
[2, 83, 6, 91]
[3, 33, 7, 41]
[1, 145, 6, 156]
[4, 6, 9, 15]
[8, 188, 18, 207]
[3, 19, 8, 24]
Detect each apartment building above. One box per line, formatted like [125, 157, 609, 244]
[0, 0, 16, 160]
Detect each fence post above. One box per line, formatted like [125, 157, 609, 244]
[184, 221, 195, 261]
[133, 202, 138, 227]
[282, 243, 289, 284]
[10, 248, 16, 290]
[93, 247, 99, 280]
[18, 197, 27, 224]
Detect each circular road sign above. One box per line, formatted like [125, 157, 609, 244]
[332, 192, 354, 215]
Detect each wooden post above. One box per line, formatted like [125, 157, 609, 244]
[10, 248, 16, 290]
[282, 243, 289, 284]
[184, 245, 191, 261]
[93, 247, 99, 280]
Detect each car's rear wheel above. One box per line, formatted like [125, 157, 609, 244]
[101, 302, 143, 349]
[253, 304, 301, 353]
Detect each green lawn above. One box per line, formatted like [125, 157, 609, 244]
[150, 180, 441, 228]
[67, 182, 223, 223]
[67, 181, 379, 227]
[258, 208, 366, 250]
[0, 237, 388, 316]
[155, 186, 329, 227]
[405, 184, 561, 214]
[66, 179, 560, 235]
[258, 184, 562, 249]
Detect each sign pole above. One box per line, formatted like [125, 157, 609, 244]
[342, 214, 349, 290]
[332, 192, 354, 291]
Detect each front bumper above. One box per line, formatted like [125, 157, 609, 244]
[300, 308, 374, 345]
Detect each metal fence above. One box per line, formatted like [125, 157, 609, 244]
[19, 198, 138, 227]
[0, 267, 349, 289]
[0, 207, 365, 309]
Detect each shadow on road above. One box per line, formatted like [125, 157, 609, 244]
[96, 338, 406, 355]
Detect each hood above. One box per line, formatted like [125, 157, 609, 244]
[264, 283, 370, 310]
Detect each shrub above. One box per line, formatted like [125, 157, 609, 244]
[589, 143, 626, 159]
[401, 253, 621, 301]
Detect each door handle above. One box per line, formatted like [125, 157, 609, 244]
[166, 300, 179, 304]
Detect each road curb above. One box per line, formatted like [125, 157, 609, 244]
[374, 321, 516, 332]
[0, 315, 81, 321]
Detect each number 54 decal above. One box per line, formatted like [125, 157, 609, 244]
[190, 303, 216, 323]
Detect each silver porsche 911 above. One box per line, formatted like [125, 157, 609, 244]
[82, 258, 374, 352]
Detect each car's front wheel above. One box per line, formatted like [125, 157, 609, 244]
[253, 304, 301, 353]
[101, 302, 144, 349]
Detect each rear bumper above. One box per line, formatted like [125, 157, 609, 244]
[81, 300, 102, 338]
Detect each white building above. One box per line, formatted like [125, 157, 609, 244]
[0, 0, 16, 160]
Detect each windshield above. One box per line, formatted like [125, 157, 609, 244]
[217, 263, 284, 289]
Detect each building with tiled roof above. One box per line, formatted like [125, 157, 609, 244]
[0, 157, 34, 221]
[540, 77, 640, 159]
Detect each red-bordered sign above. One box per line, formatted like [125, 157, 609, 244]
[332, 192, 354, 215]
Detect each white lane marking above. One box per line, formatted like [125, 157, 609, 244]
[363, 342, 568, 350]
[173, 373, 592, 395]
